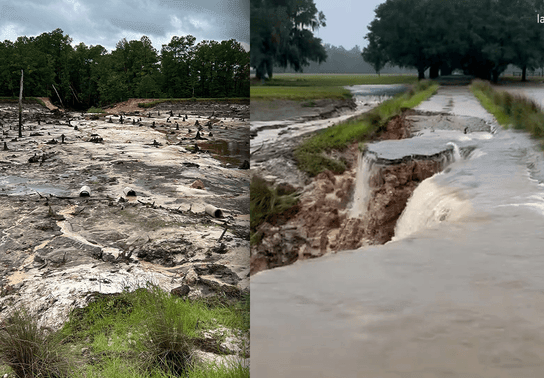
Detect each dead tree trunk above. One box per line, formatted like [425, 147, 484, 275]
[18, 70, 23, 138]
[52, 84, 64, 110]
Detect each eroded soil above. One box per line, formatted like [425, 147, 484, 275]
[0, 99, 250, 363]
[250, 109, 481, 275]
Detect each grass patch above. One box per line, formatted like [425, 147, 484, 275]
[250, 176, 299, 240]
[87, 106, 105, 113]
[250, 86, 351, 101]
[471, 79, 544, 138]
[0, 283, 248, 377]
[138, 98, 249, 109]
[0, 97, 47, 107]
[0, 307, 75, 377]
[251, 73, 419, 87]
[294, 80, 439, 176]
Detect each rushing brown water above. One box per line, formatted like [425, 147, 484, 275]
[251, 86, 544, 377]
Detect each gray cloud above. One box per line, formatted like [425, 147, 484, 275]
[0, 0, 249, 52]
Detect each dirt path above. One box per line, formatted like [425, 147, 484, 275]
[106, 98, 161, 114]
[37, 97, 59, 111]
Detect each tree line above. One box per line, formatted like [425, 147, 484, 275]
[363, 0, 544, 82]
[273, 43, 416, 74]
[0, 29, 250, 109]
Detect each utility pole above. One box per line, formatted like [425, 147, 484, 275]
[18, 70, 23, 138]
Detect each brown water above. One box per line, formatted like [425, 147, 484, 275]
[251, 86, 544, 377]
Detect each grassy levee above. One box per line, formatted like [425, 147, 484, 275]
[0, 285, 249, 378]
[294, 80, 439, 176]
[251, 73, 419, 101]
[471, 80, 544, 140]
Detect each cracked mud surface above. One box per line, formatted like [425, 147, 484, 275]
[0, 99, 250, 345]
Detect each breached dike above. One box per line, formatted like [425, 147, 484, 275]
[341, 138, 466, 248]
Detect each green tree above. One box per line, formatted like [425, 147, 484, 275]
[251, 0, 327, 80]
[362, 36, 387, 76]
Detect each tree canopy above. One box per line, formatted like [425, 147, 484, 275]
[250, 0, 327, 80]
[0, 29, 249, 108]
[363, 0, 544, 81]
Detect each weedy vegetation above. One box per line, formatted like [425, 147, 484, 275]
[471, 79, 544, 141]
[0, 283, 249, 378]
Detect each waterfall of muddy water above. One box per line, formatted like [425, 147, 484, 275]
[251, 86, 544, 377]
[349, 153, 377, 218]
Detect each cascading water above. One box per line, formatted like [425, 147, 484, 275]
[349, 151, 378, 218]
[446, 141, 461, 161]
[392, 174, 472, 240]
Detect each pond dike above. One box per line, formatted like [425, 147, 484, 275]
[251, 112, 487, 274]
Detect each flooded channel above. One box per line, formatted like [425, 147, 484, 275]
[251, 86, 544, 377]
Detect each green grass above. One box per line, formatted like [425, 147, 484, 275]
[138, 98, 250, 108]
[251, 73, 419, 101]
[0, 284, 249, 378]
[0, 307, 75, 377]
[471, 79, 544, 139]
[87, 106, 105, 113]
[294, 80, 439, 176]
[250, 176, 299, 241]
[252, 73, 419, 87]
[251, 86, 351, 100]
[0, 97, 47, 107]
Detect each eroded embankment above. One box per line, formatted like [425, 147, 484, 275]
[250, 111, 484, 275]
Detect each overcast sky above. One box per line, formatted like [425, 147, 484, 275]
[0, 0, 249, 52]
[313, 0, 383, 51]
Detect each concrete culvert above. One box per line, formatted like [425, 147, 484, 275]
[79, 185, 91, 197]
[205, 204, 223, 218]
[123, 187, 136, 197]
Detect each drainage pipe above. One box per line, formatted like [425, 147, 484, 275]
[205, 204, 223, 218]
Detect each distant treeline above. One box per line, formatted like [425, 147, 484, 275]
[272, 44, 415, 74]
[0, 29, 249, 109]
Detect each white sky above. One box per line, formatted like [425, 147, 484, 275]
[313, 0, 384, 50]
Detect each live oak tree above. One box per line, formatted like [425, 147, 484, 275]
[364, 0, 544, 82]
[250, 0, 327, 80]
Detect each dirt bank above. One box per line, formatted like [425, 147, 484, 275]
[250, 111, 464, 275]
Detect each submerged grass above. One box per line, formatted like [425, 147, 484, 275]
[294, 80, 439, 176]
[0, 284, 249, 377]
[471, 80, 544, 139]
